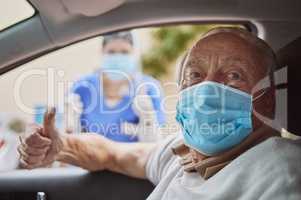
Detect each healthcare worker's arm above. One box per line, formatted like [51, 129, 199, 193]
[122, 77, 166, 142]
[146, 78, 166, 125]
[19, 108, 157, 179]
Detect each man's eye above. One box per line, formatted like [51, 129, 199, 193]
[227, 71, 241, 81]
[186, 72, 202, 80]
[120, 50, 130, 54]
[107, 50, 116, 54]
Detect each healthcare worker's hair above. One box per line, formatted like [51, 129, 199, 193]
[177, 27, 277, 87]
[102, 31, 134, 47]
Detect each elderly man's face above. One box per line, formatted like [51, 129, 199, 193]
[180, 33, 269, 94]
[179, 32, 274, 161]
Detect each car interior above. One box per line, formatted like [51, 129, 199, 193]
[0, 0, 300, 199]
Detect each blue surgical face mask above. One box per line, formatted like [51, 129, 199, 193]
[101, 53, 138, 80]
[176, 81, 254, 156]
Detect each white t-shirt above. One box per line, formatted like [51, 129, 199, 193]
[146, 135, 301, 200]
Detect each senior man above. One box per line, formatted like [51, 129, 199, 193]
[18, 27, 301, 200]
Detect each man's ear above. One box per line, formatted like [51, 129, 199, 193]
[252, 86, 276, 129]
[176, 52, 188, 86]
[261, 86, 276, 119]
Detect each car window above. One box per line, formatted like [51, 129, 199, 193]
[0, 24, 246, 171]
[0, 0, 35, 31]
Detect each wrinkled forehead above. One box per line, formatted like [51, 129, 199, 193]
[190, 32, 258, 58]
[179, 32, 270, 81]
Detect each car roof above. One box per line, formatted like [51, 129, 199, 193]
[0, 0, 300, 74]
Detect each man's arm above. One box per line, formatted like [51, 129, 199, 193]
[19, 108, 157, 179]
[56, 133, 156, 179]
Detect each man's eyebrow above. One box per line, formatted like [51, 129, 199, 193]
[218, 57, 251, 75]
[221, 57, 250, 66]
[186, 55, 209, 68]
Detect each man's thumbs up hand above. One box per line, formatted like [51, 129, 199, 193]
[18, 107, 63, 169]
[41, 107, 63, 166]
[43, 108, 59, 139]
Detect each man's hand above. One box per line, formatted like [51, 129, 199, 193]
[18, 108, 63, 169]
[41, 107, 63, 165]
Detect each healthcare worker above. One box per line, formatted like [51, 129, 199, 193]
[69, 31, 165, 142]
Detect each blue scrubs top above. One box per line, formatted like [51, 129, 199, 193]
[72, 73, 166, 142]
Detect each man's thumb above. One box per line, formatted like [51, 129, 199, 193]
[43, 107, 57, 138]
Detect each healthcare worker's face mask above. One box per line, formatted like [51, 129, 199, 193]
[101, 53, 137, 81]
[176, 81, 263, 156]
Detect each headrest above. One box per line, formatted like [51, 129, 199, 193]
[276, 37, 301, 136]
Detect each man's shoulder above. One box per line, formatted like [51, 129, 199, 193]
[242, 137, 301, 178]
[154, 134, 183, 160]
[240, 137, 301, 198]
[206, 137, 301, 199]
[263, 137, 301, 170]
[258, 137, 301, 161]
[146, 134, 183, 185]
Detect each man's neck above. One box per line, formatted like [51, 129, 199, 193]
[173, 125, 280, 179]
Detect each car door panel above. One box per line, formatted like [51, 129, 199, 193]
[0, 168, 154, 200]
